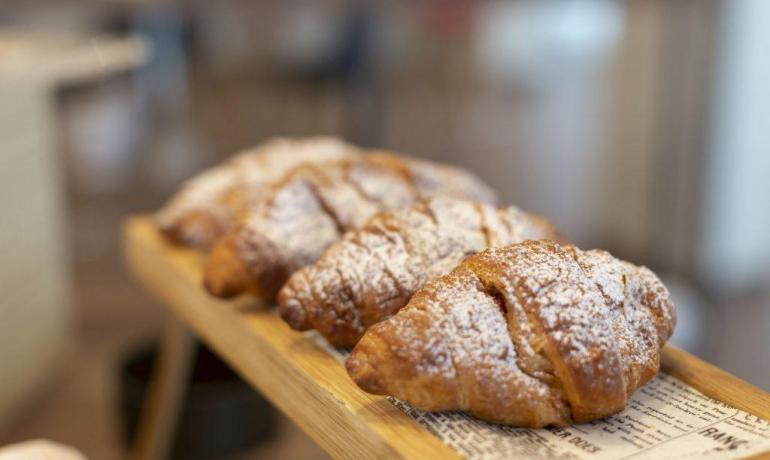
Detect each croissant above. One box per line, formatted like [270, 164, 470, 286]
[203, 153, 496, 299]
[155, 137, 359, 248]
[278, 197, 565, 347]
[346, 240, 676, 427]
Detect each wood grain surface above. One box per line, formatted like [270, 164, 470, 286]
[124, 217, 461, 460]
[124, 216, 770, 459]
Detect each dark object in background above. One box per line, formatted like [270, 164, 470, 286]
[120, 341, 277, 459]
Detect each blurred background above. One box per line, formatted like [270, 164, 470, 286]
[0, 0, 768, 458]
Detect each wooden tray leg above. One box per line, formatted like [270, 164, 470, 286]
[131, 316, 196, 460]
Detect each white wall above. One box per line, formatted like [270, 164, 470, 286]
[699, 0, 770, 290]
[0, 81, 74, 429]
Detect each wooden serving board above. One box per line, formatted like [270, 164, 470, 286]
[123, 217, 770, 460]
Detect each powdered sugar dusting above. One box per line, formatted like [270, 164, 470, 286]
[279, 197, 563, 347]
[228, 155, 497, 298]
[347, 240, 676, 427]
[156, 136, 359, 247]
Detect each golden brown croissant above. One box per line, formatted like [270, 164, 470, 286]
[346, 240, 675, 427]
[278, 197, 565, 347]
[155, 137, 360, 248]
[203, 153, 496, 299]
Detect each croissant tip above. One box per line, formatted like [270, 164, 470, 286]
[346, 349, 387, 395]
[276, 295, 310, 331]
[159, 212, 221, 249]
[202, 270, 242, 299]
[203, 239, 249, 299]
